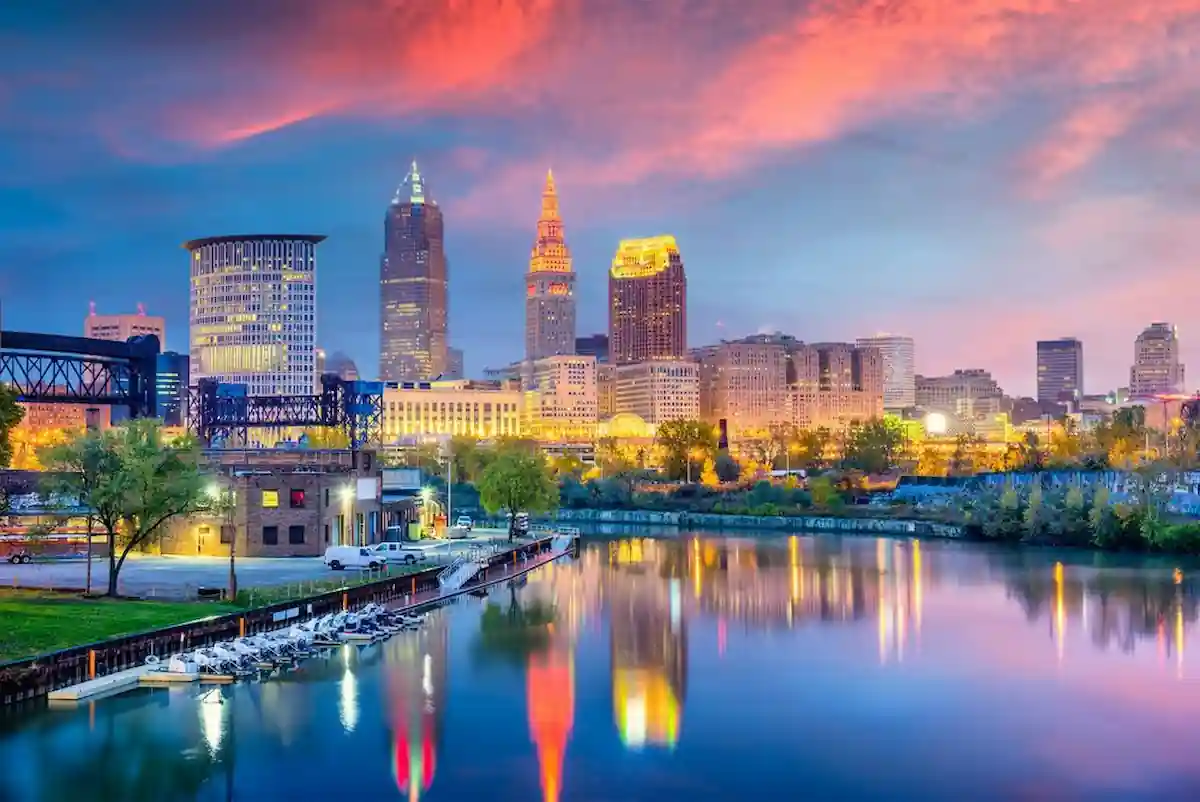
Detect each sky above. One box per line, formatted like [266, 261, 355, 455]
[1, 0, 1199, 397]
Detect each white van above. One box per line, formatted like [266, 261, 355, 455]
[370, 541, 429, 565]
[323, 545, 384, 571]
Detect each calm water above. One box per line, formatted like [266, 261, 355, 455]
[3, 532, 1200, 802]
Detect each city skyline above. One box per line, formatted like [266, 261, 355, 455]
[2, 1, 1199, 395]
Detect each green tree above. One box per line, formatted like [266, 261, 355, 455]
[0, 384, 25, 468]
[948, 434, 982, 476]
[477, 449, 559, 540]
[714, 452, 741, 483]
[655, 419, 717, 480]
[841, 418, 905, 474]
[795, 427, 832, 470]
[39, 419, 213, 597]
[448, 435, 494, 482]
[549, 454, 585, 480]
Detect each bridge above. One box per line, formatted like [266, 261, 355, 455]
[188, 374, 383, 449]
[0, 330, 159, 417]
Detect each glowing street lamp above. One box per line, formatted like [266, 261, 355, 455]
[924, 412, 948, 436]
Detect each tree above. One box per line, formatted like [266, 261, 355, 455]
[1047, 417, 1084, 467]
[699, 458, 719, 486]
[917, 445, 948, 476]
[477, 449, 559, 541]
[841, 418, 905, 474]
[549, 454, 584, 481]
[655, 419, 717, 480]
[795, 427, 832, 470]
[714, 452, 741, 483]
[742, 422, 797, 469]
[948, 434, 983, 476]
[39, 419, 213, 597]
[0, 385, 25, 468]
[447, 435, 493, 483]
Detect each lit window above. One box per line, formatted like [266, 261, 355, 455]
[262, 490, 280, 508]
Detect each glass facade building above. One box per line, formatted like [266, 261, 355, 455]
[381, 162, 448, 382]
[185, 234, 321, 397]
[155, 351, 190, 426]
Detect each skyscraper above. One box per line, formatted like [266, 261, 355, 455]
[1036, 338, 1084, 405]
[155, 352, 189, 427]
[185, 234, 321, 396]
[381, 162, 448, 382]
[609, 236, 687, 365]
[856, 334, 916, 410]
[526, 170, 576, 361]
[1130, 323, 1184, 396]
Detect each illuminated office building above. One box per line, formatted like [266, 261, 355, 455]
[155, 352, 189, 427]
[609, 236, 687, 365]
[526, 170, 576, 361]
[1036, 337, 1084, 405]
[85, 302, 165, 344]
[382, 380, 523, 442]
[856, 334, 916, 410]
[381, 162, 449, 382]
[522, 355, 598, 442]
[612, 360, 699, 425]
[185, 234, 320, 396]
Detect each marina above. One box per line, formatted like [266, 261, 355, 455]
[35, 533, 578, 707]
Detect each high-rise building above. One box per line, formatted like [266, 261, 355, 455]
[613, 360, 700, 425]
[446, 347, 464, 380]
[609, 236, 687, 365]
[325, 351, 360, 381]
[694, 340, 790, 437]
[155, 352, 189, 427]
[522, 355, 598, 442]
[1036, 338, 1083, 405]
[1130, 323, 1184, 396]
[85, 302, 166, 344]
[185, 234, 321, 396]
[790, 342, 883, 430]
[526, 170, 576, 361]
[856, 334, 915, 410]
[381, 162, 448, 382]
[575, 334, 609, 364]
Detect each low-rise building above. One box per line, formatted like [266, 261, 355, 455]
[381, 380, 523, 443]
[613, 360, 699, 425]
[161, 449, 383, 558]
[694, 340, 790, 437]
[791, 342, 884, 429]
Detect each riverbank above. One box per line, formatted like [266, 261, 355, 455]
[0, 591, 240, 662]
[528, 507, 965, 538]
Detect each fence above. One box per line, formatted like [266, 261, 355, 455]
[0, 536, 557, 707]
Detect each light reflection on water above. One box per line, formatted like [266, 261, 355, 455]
[3, 531, 1200, 801]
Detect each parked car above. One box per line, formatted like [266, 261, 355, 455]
[454, 516, 473, 532]
[370, 542, 428, 565]
[323, 545, 384, 571]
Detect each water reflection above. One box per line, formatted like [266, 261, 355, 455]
[384, 615, 446, 800]
[4, 532, 1200, 801]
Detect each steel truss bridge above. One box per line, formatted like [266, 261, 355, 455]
[188, 374, 383, 449]
[0, 331, 160, 417]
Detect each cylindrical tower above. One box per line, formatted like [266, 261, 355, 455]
[184, 234, 323, 397]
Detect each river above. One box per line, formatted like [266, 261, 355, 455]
[2, 531, 1200, 801]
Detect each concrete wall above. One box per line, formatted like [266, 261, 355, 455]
[544, 507, 962, 538]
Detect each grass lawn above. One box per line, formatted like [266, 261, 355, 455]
[0, 591, 239, 662]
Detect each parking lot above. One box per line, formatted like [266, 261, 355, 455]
[0, 531, 512, 598]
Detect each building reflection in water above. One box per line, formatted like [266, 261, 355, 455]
[527, 646, 574, 802]
[384, 612, 447, 800]
[608, 538, 687, 750]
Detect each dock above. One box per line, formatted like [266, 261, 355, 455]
[42, 534, 576, 705]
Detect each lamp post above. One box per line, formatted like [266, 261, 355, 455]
[208, 475, 237, 602]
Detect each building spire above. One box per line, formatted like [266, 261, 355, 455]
[541, 168, 559, 221]
[393, 159, 427, 205]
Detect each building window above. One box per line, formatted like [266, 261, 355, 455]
[290, 489, 305, 508]
[288, 525, 305, 545]
[324, 488, 330, 506]
[262, 490, 279, 508]
[262, 525, 279, 545]
[220, 525, 233, 545]
[324, 524, 330, 544]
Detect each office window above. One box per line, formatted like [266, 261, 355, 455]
[288, 525, 305, 545]
[220, 525, 233, 545]
[262, 490, 279, 508]
[262, 525, 279, 545]
[290, 489, 306, 508]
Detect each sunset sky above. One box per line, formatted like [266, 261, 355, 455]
[2, 0, 1198, 395]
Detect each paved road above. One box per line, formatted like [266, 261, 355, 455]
[0, 534, 516, 598]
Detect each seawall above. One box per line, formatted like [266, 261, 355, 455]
[527, 508, 963, 539]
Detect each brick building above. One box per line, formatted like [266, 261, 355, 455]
[161, 449, 383, 558]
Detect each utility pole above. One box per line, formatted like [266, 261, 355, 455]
[225, 466, 238, 602]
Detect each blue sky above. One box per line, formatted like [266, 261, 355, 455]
[2, 0, 1199, 395]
